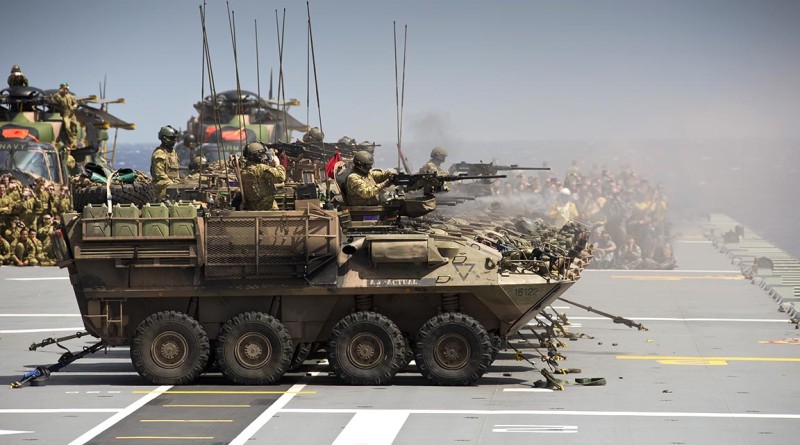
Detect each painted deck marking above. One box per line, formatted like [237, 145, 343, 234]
[610, 275, 744, 281]
[115, 436, 213, 440]
[229, 372, 321, 445]
[67, 384, 172, 445]
[559, 317, 789, 323]
[332, 410, 410, 445]
[0, 327, 86, 334]
[503, 388, 554, 393]
[140, 420, 233, 423]
[134, 390, 315, 395]
[617, 355, 800, 363]
[5, 277, 69, 281]
[0, 409, 119, 414]
[0, 430, 34, 436]
[163, 404, 251, 408]
[0, 313, 81, 317]
[493, 424, 578, 433]
[280, 408, 800, 419]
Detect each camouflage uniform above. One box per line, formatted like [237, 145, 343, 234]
[52, 91, 79, 149]
[11, 235, 38, 266]
[345, 170, 393, 206]
[240, 163, 286, 210]
[150, 145, 181, 200]
[0, 237, 11, 265]
[7, 73, 28, 87]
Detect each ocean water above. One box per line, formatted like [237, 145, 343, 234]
[112, 139, 800, 258]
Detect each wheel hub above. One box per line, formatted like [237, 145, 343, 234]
[151, 331, 189, 369]
[347, 332, 384, 369]
[434, 333, 470, 370]
[235, 333, 272, 369]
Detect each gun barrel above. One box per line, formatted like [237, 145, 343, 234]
[496, 165, 551, 171]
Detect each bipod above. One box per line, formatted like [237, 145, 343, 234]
[559, 296, 649, 331]
[11, 340, 107, 388]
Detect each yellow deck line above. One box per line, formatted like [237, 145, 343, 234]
[163, 404, 251, 408]
[133, 390, 315, 395]
[140, 419, 233, 423]
[617, 355, 800, 362]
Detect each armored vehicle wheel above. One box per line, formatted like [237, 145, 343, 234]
[216, 312, 293, 385]
[327, 311, 406, 385]
[415, 312, 492, 386]
[288, 343, 313, 372]
[131, 311, 209, 385]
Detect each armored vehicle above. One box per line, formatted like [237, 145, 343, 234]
[52, 172, 589, 386]
[0, 85, 134, 185]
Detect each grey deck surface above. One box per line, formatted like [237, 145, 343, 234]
[0, 218, 798, 445]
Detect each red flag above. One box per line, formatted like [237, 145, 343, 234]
[326, 149, 342, 179]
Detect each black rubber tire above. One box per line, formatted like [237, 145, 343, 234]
[216, 312, 293, 385]
[130, 311, 210, 385]
[327, 311, 406, 385]
[415, 312, 492, 386]
[288, 342, 313, 372]
[72, 181, 156, 212]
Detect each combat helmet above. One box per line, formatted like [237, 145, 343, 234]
[430, 146, 448, 162]
[183, 133, 197, 147]
[352, 150, 374, 174]
[158, 125, 178, 147]
[244, 141, 274, 163]
[10, 65, 21, 73]
[189, 156, 208, 173]
[302, 127, 324, 143]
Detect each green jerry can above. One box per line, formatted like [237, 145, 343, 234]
[82, 203, 110, 237]
[170, 202, 197, 237]
[141, 203, 169, 237]
[112, 203, 140, 237]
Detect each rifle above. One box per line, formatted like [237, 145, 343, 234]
[267, 141, 379, 163]
[449, 161, 550, 177]
[391, 172, 506, 194]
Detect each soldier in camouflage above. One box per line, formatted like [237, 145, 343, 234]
[7, 65, 28, 87]
[0, 236, 11, 265]
[150, 125, 181, 200]
[11, 229, 37, 266]
[419, 146, 448, 174]
[51, 83, 79, 150]
[345, 150, 396, 206]
[240, 142, 286, 211]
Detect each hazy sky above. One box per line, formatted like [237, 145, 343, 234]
[2, 0, 799, 151]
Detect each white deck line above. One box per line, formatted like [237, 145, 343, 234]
[332, 410, 410, 445]
[5, 277, 69, 281]
[0, 314, 81, 317]
[0, 409, 120, 414]
[559, 317, 790, 323]
[581, 269, 739, 273]
[0, 327, 86, 334]
[66, 384, 172, 445]
[228, 372, 320, 445]
[280, 408, 800, 420]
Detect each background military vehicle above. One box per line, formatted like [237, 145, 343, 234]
[50, 175, 589, 387]
[176, 89, 308, 169]
[0, 85, 134, 185]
